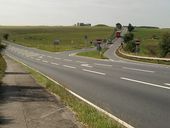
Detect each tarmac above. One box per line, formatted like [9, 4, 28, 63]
[0, 56, 83, 128]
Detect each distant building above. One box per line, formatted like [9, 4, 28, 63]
[77, 22, 91, 27]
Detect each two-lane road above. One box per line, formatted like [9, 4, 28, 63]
[4, 40, 170, 128]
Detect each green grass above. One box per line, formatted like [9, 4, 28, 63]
[0, 55, 6, 84]
[22, 66, 123, 128]
[0, 26, 113, 52]
[132, 28, 170, 57]
[77, 49, 108, 59]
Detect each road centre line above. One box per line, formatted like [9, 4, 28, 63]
[54, 57, 61, 60]
[122, 67, 155, 73]
[42, 60, 48, 63]
[63, 65, 76, 69]
[51, 62, 59, 65]
[63, 59, 72, 62]
[164, 83, 170, 86]
[76, 61, 87, 63]
[95, 63, 112, 67]
[82, 69, 106, 76]
[121, 77, 170, 90]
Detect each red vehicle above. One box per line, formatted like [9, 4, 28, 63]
[116, 31, 121, 38]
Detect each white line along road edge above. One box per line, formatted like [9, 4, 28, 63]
[7, 55, 134, 128]
[122, 67, 155, 73]
[121, 77, 170, 90]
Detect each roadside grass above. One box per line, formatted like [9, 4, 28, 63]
[0, 26, 113, 52]
[23, 66, 123, 128]
[132, 28, 170, 57]
[0, 55, 6, 84]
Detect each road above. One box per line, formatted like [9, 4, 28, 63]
[4, 39, 170, 128]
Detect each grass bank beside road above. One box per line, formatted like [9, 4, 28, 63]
[22, 64, 122, 128]
[0, 55, 6, 84]
[0, 26, 113, 52]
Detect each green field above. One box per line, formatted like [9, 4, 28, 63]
[132, 28, 170, 57]
[0, 26, 113, 52]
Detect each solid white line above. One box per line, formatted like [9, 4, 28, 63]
[121, 77, 170, 90]
[6, 54, 134, 128]
[63, 65, 76, 69]
[42, 60, 48, 63]
[83, 69, 106, 75]
[64, 59, 72, 62]
[76, 61, 87, 63]
[123, 67, 155, 73]
[164, 83, 170, 86]
[51, 62, 59, 65]
[95, 63, 112, 67]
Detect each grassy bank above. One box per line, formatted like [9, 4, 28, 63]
[132, 28, 170, 57]
[77, 50, 108, 59]
[0, 26, 113, 52]
[23, 66, 122, 128]
[0, 55, 6, 84]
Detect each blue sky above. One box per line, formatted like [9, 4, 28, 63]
[0, 0, 170, 27]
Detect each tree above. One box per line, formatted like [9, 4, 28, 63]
[128, 23, 135, 32]
[116, 23, 122, 30]
[3, 33, 9, 40]
[124, 33, 134, 43]
[159, 32, 170, 57]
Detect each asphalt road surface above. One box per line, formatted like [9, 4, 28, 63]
[4, 39, 170, 128]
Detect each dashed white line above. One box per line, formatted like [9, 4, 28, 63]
[51, 62, 59, 65]
[36, 59, 41, 61]
[122, 67, 155, 73]
[54, 57, 61, 60]
[42, 60, 48, 63]
[76, 61, 87, 63]
[164, 83, 170, 86]
[63, 65, 76, 69]
[82, 69, 106, 76]
[47, 56, 52, 58]
[95, 63, 112, 67]
[121, 77, 170, 90]
[64, 59, 72, 62]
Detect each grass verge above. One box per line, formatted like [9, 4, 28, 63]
[0, 55, 6, 84]
[77, 50, 108, 59]
[22, 65, 122, 128]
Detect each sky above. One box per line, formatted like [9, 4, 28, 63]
[0, 0, 170, 28]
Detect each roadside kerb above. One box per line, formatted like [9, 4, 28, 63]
[6, 54, 134, 128]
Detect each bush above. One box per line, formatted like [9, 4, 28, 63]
[124, 40, 136, 52]
[124, 33, 134, 43]
[159, 32, 170, 57]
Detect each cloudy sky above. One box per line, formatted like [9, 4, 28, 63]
[0, 0, 170, 27]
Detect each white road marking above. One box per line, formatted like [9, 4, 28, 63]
[76, 61, 87, 63]
[123, 67, 155, 73]
[95, 63, 112, 67]
[54, 57, 61, 60]
[83, 69, 106, 75]
[47, 56, 52, 58]
[63, 65, 76, 69]
[51, 62, 59, 65]
[42, 60, 48, 63]
[164, 83, 170, 86]
[64, 59, 72, 62]
[121, 77, 170, 90]
[81, 64, 93, 68]
[36, 59, 41, 61]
